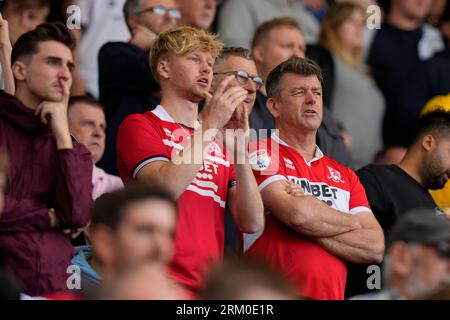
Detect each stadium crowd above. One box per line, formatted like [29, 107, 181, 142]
[0, 0, 449, 300]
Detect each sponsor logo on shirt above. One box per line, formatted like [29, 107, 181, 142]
[289, 176, 350, 211]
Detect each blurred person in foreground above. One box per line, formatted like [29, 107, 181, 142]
[201, 256, 297, 300]
[100, 262, 182, 300]
[351, 209, 450, 300]
[71, 184, 178, 299]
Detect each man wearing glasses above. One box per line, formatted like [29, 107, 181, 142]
[210, 47, 265, 254]
[126, 0, 181, 45]
[98, 0, 181, 175]
[212, 47, 264, 120]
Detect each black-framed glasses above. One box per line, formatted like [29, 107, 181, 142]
[213, 71, 264, 90]
[135, 6, 182, 20]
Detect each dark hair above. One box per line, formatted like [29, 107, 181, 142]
[266, 57, 323, 99]
[90, 183, 177, 231]
[412, 109, 450, 145]
[11, 22, 75, 64]
[251, 17, 302, 49]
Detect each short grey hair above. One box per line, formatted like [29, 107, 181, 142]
[123, 0, 143, 31]
[214, 47, 253, 67]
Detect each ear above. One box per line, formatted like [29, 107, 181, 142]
[157, 58, 170, 81]
[421, 134, 435, 152]
[390, 242, 414, 277]
[89, 226, 117, 266]
[252, 46, 265, 65]
[128, 15, 139, 33]
[12, 61, 26, 81]
[266, 97, 280, 119]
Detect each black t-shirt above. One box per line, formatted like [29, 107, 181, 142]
[345, 164, 438, 298]
[356, 164, 437, 232]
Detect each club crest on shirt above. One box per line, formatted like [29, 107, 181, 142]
[327, 166, 344, 184]
[250, 149, 271, 171]
[209, 142, 224, 158]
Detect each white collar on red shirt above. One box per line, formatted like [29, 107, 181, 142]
[152, 105, 201, 130]
[271, 131, 324, 167]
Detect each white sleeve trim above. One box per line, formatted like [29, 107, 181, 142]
[132, 157, 170, 179]
[258, 175, 288, 191]
[349, 206, 373, 216]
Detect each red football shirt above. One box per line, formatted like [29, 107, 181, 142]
[245, 133, 372, 300]
[117, 105, 235, 292]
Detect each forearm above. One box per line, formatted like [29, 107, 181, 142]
[137, 126, 218, 199]
[316, 228, 385, 264]
[54, 131, 73, 149]
[230, 164, 264, 233]
[53, 148, 93, 228]
[288, 196, 362, 238]
[0, 45, 14, 95]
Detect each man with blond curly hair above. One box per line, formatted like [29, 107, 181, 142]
[117, 26, 264, 295]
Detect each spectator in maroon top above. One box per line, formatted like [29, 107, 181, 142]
[0, 22, 93, 296]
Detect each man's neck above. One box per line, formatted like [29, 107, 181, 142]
[160, 94, 199, 128]
[14, 86, 41, 110]
[397, 151, 424, 186]
[388, 10, 422, 31]
[277, 124, 317, 161]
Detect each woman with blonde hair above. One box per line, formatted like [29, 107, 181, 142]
[319, 2, 385, 169]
